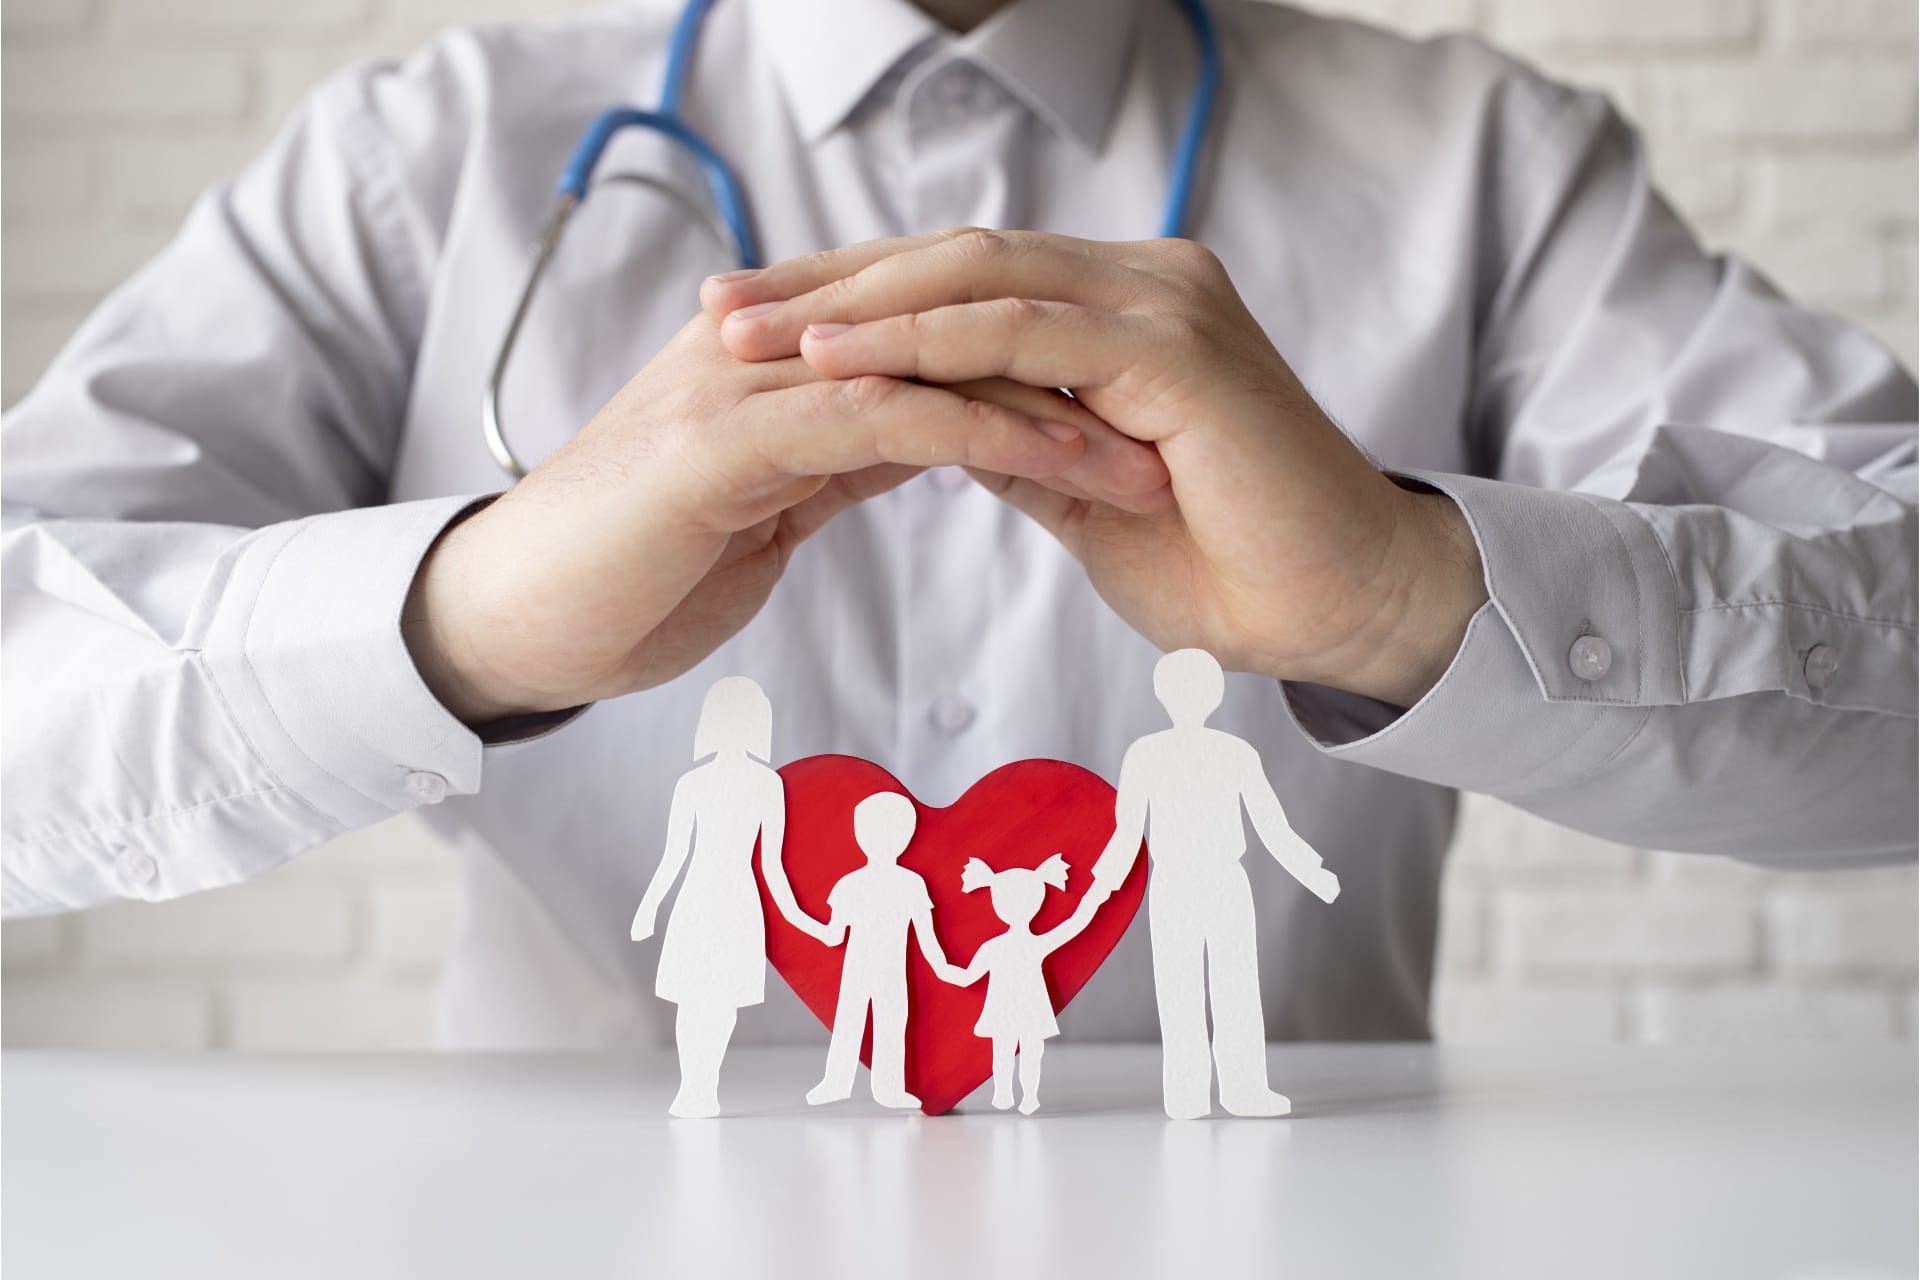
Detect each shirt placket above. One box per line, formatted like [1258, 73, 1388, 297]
[889, 56, 1030, 798]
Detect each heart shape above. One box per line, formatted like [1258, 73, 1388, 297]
[757, 755, 1147, 1115]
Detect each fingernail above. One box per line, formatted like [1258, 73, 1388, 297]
[805, 322, 854, 341]
[706, 269, 761, 284]
[1035, 419, 1081, 443]
[726, 300, 781, 321]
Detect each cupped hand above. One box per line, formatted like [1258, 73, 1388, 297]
[404, 311, 1162, 723]
[703, 230, 1487, 706]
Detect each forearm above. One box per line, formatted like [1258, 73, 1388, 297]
[913, 915, 952, 970]
[1091, 804, 1147, 889]
[1285, 450, 1918, 865]
[1, 502, 491, 913]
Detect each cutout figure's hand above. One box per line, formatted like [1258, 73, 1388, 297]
[403, 312, 1165, 726]
[933, 961, 971, 986]
[705, 231, 1490, 707]
[630, 910, 658, 942]
[1304, 867, 1342, 905]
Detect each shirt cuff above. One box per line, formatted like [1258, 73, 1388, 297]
[1284, 600, 1646, 794]
[1282, 469, 1677, 793]
[200, 495, 533, 828]
[1400, 469, 1685, 707]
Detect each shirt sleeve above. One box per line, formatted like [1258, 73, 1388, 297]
[0, 65, 553, 916]
[1283, 89, 1918, 869]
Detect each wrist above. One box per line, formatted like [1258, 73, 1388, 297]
[1306, 487, 1487, 707]
[401, 506, 555, 726]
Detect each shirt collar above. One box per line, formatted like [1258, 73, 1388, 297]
[963, 0, 1143, 153]
[745, 0, 1144, 153]
[744, 0, 940, 144]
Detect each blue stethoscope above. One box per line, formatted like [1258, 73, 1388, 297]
[485, 0, 1222, 478]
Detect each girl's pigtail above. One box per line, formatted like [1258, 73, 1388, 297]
[961, 857, 996, 893]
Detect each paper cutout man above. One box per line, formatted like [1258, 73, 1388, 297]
[1090, 649, 1340, 1120]
[808, 791, 953, 1110]
[631, 676, 830, 1118]
[938, 854, 1106, 1114]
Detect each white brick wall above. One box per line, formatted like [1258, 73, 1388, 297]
[2, 0, 1915, 1049]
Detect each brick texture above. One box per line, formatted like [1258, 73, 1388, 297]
[2, 0, 1915, 1049]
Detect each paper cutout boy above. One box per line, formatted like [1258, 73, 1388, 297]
[1090, 648, 1341, 1120]
[808, 791, 954, 1110]
[938, 853, 1105, 1114]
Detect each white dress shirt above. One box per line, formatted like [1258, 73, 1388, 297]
[4, 0, 1915, 1050]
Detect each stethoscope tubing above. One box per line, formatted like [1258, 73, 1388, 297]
[486, 0, 1221, 479]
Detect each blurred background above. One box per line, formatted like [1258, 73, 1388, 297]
[2, 0, 1915, 1051]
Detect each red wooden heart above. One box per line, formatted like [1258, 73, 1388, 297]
[757, 755, 1147, 1116]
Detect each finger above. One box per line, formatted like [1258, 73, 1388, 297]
[700, 230, 970, 318]
[963, 469, 1092, 558]
[716, 375, 1084, 512]
[802, 301, 1162, 397]
[775, 463, 921, 545]
[719, 230, 1143, 361]
[946, 375, 1172, 513]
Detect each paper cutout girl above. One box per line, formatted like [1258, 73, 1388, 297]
[938, 854, 1105, 1114]
[631, 676, 828, 1118]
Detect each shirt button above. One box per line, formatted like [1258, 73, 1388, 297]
[928, 694, 976, 736]
[1803, 643, 1840, 691]
[930, 467, 969, 493]
[115, 847, 158, 889]
[404, 770, 449, 805]
[1568, 634, 1612, 682]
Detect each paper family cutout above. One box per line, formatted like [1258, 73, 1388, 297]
[631, 651, 1340, 1120]
[764, 754, 1147, 1116]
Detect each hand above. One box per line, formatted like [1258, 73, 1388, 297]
[404, 312, 1170, 723]
[1304, 867, 1341, 905]
[704, 230, 1488, 706]
[934, 961, 971, 985]
[796, 914, 836, 945]
[631, 907, 658, 942]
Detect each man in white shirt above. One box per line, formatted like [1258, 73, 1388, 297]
[3, 0, 1914, 1052]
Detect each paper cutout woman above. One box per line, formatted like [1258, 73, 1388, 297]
[631, 676, 828, 1118]
[938, 853, 1105, 1114]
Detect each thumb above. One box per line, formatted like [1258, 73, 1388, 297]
[963, 471, 1091, 557]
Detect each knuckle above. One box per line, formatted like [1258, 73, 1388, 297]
[1142, 238, 1227, 297]
[789, 245, 846, 279]
[949, 227, 1014, 266]
[832, 374, 900, 416]
[895, 309, 929, 342]
[989, 295, 1047, 329]
[959, 394, 1008, 431]
[1175, 241, 1231, 297]
[812, 272, 861, 315]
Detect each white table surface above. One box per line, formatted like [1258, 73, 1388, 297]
[4, 1044, 1913, 1279]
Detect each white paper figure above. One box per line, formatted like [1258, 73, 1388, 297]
[938, 854, 1105, 1114]
[631, 676, 830, 1118]
[808, 791, 953, 1110]
[1090, 648, 1340, 1120]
